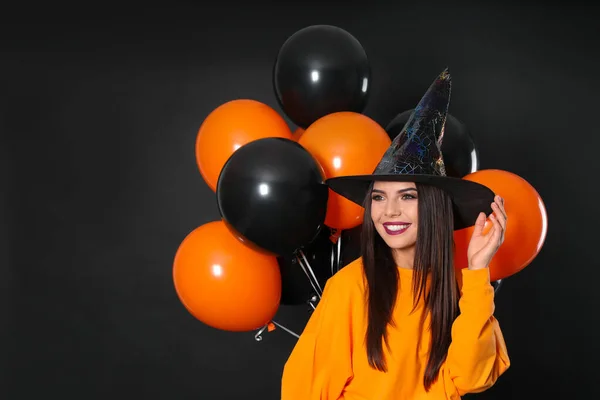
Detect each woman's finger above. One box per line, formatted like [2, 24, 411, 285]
[492, 203, 507, 231]
[487, 213, 502, 247]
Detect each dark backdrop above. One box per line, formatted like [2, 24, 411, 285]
[2, 1, 598, 399]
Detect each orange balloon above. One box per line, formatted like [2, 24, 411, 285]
[173, 220, 282, 332]
[195, 99, 292, 191]
[292, 127, 305, 141]
[453, 169, 548, 281]
[299, 112, 391, 230]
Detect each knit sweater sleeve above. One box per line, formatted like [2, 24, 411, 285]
[442, 267, 510, 396]
[281, 276, 354, 400]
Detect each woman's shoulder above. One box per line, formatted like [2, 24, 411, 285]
[325, 257, 366, 297]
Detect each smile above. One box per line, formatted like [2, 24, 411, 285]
[383, 223, 411, 235]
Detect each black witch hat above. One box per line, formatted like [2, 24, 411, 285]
[326, 69, 495, 230]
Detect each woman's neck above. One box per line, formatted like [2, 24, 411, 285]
[392, 247, 415, 270]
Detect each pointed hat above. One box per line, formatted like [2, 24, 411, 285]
[326, 69, 495, 230]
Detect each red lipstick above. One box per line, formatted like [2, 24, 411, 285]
[383, 222, 411, 235]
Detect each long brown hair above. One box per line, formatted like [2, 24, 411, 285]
[361, 182, 460, 391]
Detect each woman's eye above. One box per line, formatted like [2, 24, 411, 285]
[372, 195, 384, 201]
[402, 194, 417, 200]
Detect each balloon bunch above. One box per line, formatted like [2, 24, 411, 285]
[172, 25, 548, 339]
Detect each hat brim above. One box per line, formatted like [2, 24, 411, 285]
[326, 174, 495, 230]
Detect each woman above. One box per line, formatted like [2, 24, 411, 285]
[281, 70, 510, 400]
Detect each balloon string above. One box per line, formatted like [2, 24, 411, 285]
[254, 324, 268, 341]
[493, 279, 503, 294]
[299, 249, 323, 294]
[296, 252, 322, 299]
[298, 250, 323, 296]
[336, 234, 342, 272]
[272, 320, 300, 339]
[330, 240, 336, 277]
[254, 320, 300, 341]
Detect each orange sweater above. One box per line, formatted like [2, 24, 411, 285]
[280, 258, 510, 400]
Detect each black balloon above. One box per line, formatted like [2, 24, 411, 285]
[339, 225, 362, 269]
[217, 138, 328, 256]
[385, 109, 479, 178]
[273, 25, 370, 129]
[277, 227, 336, 305]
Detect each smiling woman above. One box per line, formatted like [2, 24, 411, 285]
[361, 179, 460, 384]
[369, 181, 419, 263]
[281, 70, 510, 400]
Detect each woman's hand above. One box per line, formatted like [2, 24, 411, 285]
[467, 195, 507, 271]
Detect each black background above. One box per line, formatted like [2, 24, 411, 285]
[2, 1, 599, 399]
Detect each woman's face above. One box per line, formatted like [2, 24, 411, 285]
[370, 181, 418, 252]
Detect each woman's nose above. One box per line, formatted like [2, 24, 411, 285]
[384, 203, 402, 217]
